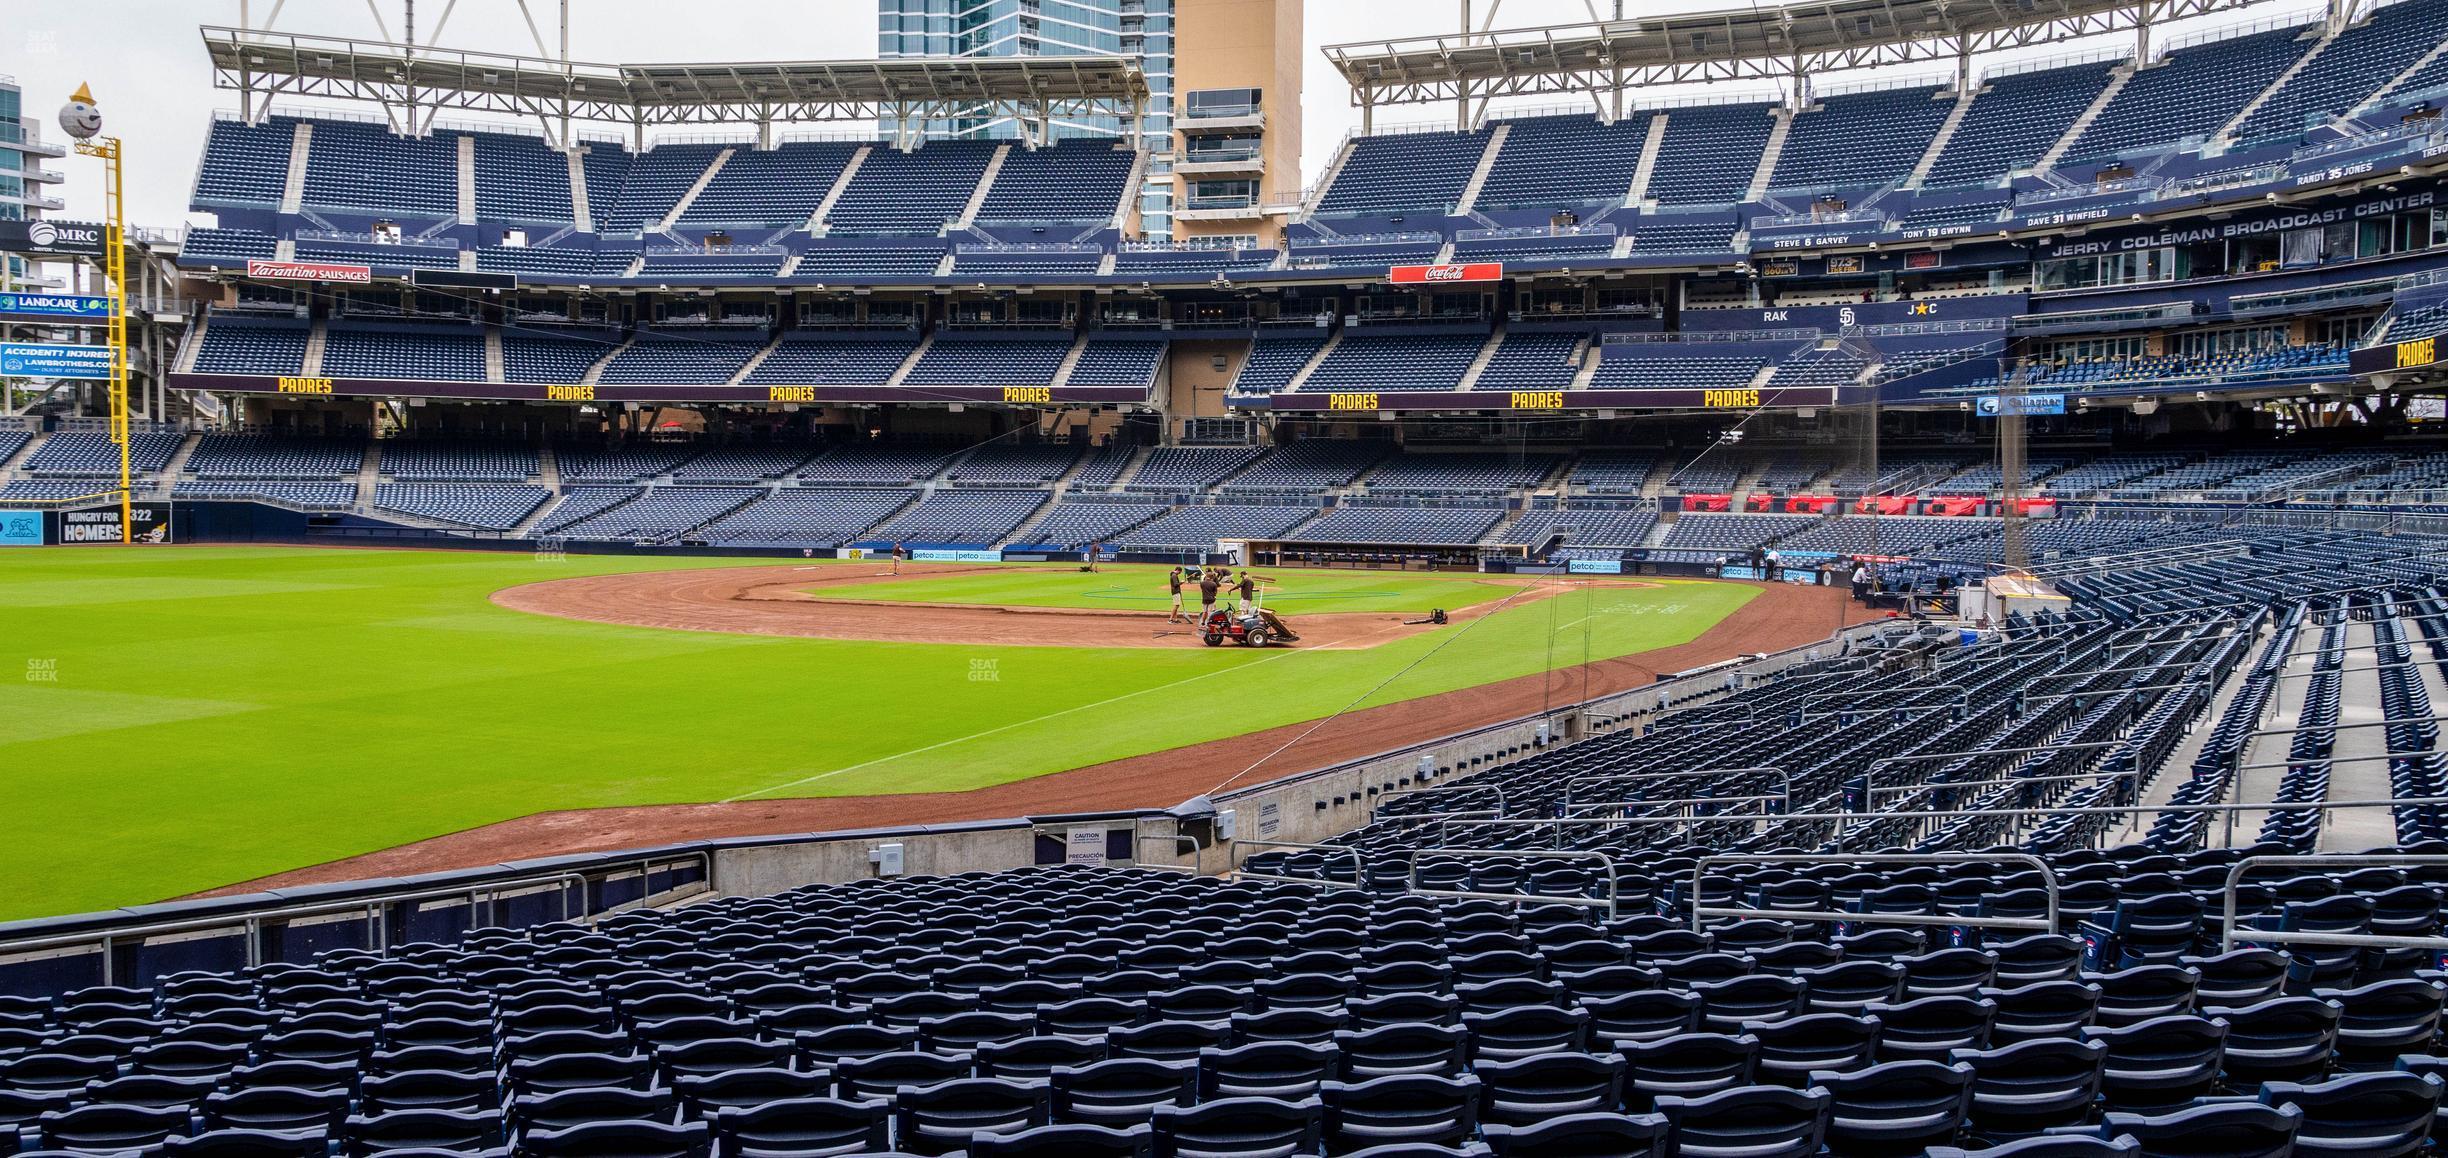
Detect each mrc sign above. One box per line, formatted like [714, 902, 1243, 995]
[1387, 262, 1504, 285]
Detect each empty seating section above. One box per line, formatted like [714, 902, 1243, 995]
[1571, 450, 1661, 493]
[1772, 86, 1956, 191]
[669, 447, 822, 484]
[597, 143, 724, 233]
[22, 431, 181, 477]
[696, 489, 913, 546]
[191, 118, 295, 207]
[1471, 332, 1584, 392]
[170, 480, 356, 508]
[300, 119, 456, 216]
[476, 245, 635, 279]
[1221, 443, 1389, 492]
[320, 326, 487, 382]
[597, 333, 765, 386]
[977, 140, 1134, 224]
[1768, 348, 1868, 388]
[790, 244, 949, 280]
[678, 142, 858, 228]
[556, 444, 698, 482]
[952, 247, 1103, 276]
[825, 142, 996, 236]
[1114, 246, 1278, 275]
[1628, 216, 1741, 253]
[178, 227, 279, 263]
[379, 441, 539, 482]
[636, 250, 787, 279]
[1475, 114, 1649, 210]
[797, 446, 957, 486]
[1283, 234, 1445, 269]
[1899, 196, 2011, 233]
[744, 336, 920, 385]
[1364, 453, 1560, 493]
[1287, 504, 1502, 543]
[2039, 455, 2187, 497]
[502, 332, 617, 384]
[945, 446, 1081, 486]
[1299, 333, 1488, 393]
[1231, 333, 1330, 396]
[1450, 231, 1619, 263]
[1315, 128, 1493, 215]
[1927, 64, 2116, 187]
[1645, 104, 1776, 204]
[2067, 25, 2317, 163]
[468, 132, 575, 223]
[1589, 345, 1776, 391]
[1070, 444, 1137, 490]
[1127, 446, 1265, 492]
[1117, 502, 1320, 549]
[1011, 499, 1171, 550]
[860, 491, 1047, 546]
[292, 238, 461, 271]
[1661, 512, 1818, 550]
[185, 435, 361, 479]
[1776, 514, 1993, 554]
[556, 487, 759, 541]
[1505, 505, 1659, 547]
[2236, 1, 2448, 144]
[373, 484, 552, 529]
[191, 320, 309, 376]
[0, 429, 31, 469]
[903, 339, 1071, 386]
[1066, 338, 1167, 387]
[533, 487, 640, 534]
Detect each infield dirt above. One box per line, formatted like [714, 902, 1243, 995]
[200, 575, 1876, 896]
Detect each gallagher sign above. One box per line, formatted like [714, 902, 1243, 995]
[247, 259, 374, 284]
[1388, 262, 1504, 284]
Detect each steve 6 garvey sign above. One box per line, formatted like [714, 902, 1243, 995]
[1387, 262, 1504, 284]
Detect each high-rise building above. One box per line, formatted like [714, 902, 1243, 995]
[0, 77, 70, 288]
[880, 0, 1179, 237]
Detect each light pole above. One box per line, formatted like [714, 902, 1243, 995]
[58, 83, 131, 543]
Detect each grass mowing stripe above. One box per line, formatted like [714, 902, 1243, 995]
[1, 549, 1755, 919]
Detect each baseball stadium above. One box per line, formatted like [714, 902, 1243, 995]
[9, 0, 2448, 1152]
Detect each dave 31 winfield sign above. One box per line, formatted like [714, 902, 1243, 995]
[1387, 262, 1505, 284]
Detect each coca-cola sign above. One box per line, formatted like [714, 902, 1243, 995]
[1387, 261, 1504, 284]
[246, 259, 374, 284]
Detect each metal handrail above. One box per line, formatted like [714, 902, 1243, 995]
[0, 870, 598, 986]
[1374, 782, 1507, 821]
[1562, 766, 1787, 812]
[1863, 741, 2124, 787]
[1691, 852, 2060, 935]
[2217, 854, 2448, 953]
[1226, 839, 1367, 891]
[1133, 833, 1205, 875]
[1865, 767, 2140, 800]
[1406, 848, 1621, 918]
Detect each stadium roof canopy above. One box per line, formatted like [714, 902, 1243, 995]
[200, 27, 1149, 143]
[1324, 0, 2283, 112]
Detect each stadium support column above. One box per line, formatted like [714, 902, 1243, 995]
[1457, 0, 1471, 131]
[2000, 365, 2028, 571]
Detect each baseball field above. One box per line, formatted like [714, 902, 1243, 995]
[1, 546, 1826, 921]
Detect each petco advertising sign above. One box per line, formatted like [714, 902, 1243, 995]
[1387, 262, 1505, 285]
[247, 259, 374, 285]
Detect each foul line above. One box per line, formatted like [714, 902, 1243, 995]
[723, 644, 1308, 802]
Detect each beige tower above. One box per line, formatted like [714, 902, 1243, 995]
[1168, 0, 1305, 247]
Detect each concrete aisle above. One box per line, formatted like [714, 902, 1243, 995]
[2324, 620, 2399, 852]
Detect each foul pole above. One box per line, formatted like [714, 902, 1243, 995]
[65, 84, 130, 542]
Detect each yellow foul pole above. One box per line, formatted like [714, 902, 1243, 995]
[66, 82, 129, 542]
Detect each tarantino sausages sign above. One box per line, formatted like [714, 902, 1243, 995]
[246, 259, 374, 284]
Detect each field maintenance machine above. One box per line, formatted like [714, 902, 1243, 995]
[1200, 606, 1300, 648]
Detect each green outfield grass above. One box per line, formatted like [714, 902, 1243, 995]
[1, 548, 1759, 920]
[810, 564, 1521, 615]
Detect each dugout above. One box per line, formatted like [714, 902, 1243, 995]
[1236, 538, 1530, 571]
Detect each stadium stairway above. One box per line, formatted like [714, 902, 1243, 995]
[2037, 64, 2136, 174]
[157, 431, 205, 487]
[2210, 22, 2341, 149]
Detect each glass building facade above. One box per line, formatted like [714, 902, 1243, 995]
[878, 0, 1175, 239]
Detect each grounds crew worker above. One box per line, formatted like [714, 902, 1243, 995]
[1167, 567, 1187, 622]
[1236, 569, 1275, 613]
[1198, 568, 1224, 619]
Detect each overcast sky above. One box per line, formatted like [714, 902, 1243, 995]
[7, 0, 2307, 230]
